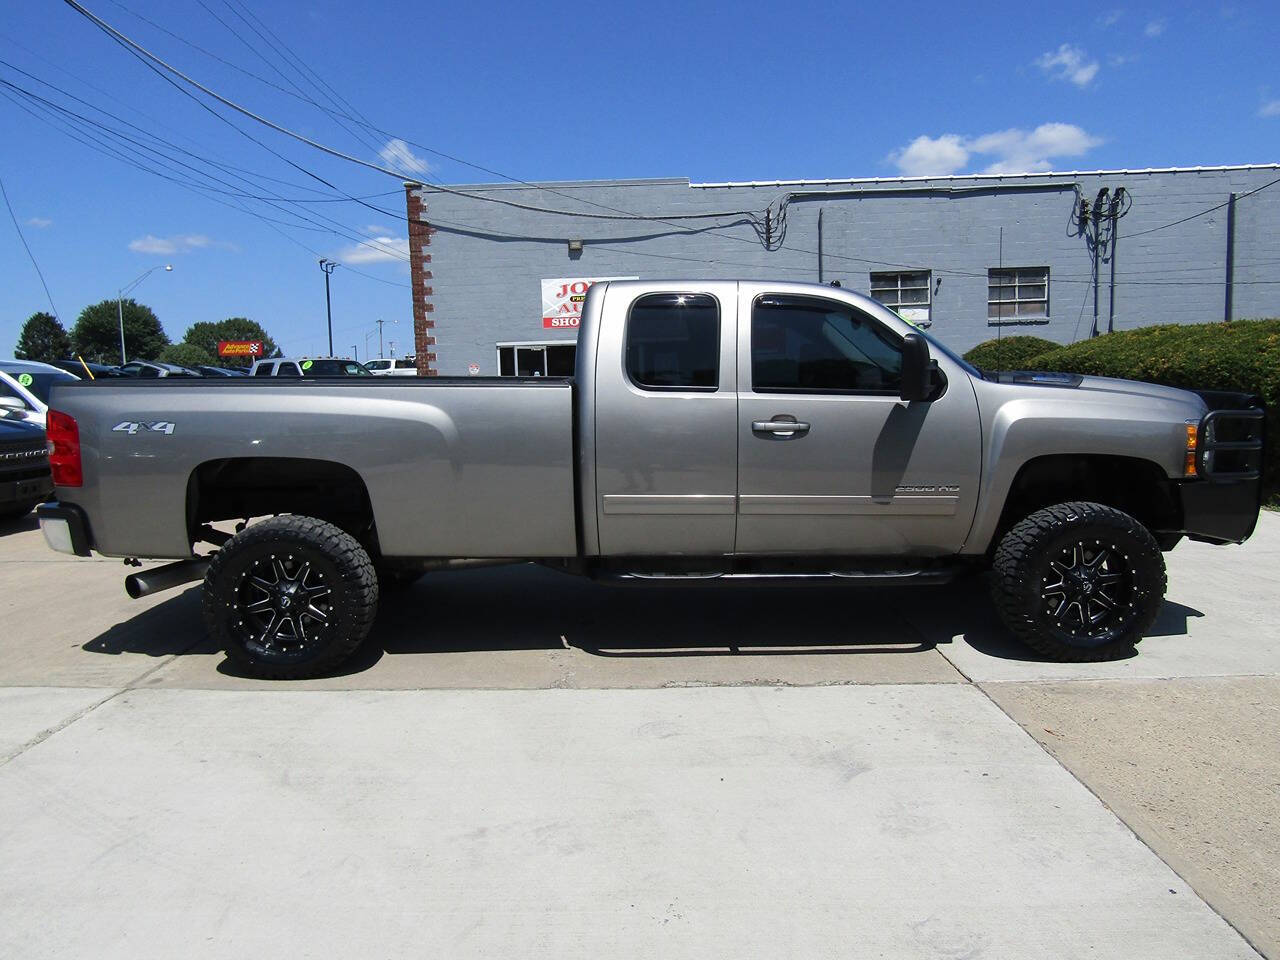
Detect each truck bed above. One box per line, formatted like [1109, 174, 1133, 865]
[49, 377, 578, 560]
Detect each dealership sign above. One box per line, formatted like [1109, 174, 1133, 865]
[541, 277, 636, 329]
[217, 340, 264, 358]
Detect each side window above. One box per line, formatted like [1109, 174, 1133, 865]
[277, 363, 301, 378]
[625, 293, 719, 390]
[752, 295, 902, 394]
[253, 364, 273, 377]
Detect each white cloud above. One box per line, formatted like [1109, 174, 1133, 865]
[128, 233, 213, 255]
[1260, 99, 1280, 118]
[25, 216, 52, 228]
[1036, 44, 1100, 88]
[888, 123, 1104, 176]
[378, 138, 429, 175]
[1144, 18, 1166, 36]
[888, 135, 970, 177]
[337, 235, 410, 264]
[1099, 8, 1124, 26]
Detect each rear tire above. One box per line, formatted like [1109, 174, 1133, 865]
[991, 501, 1165, 662]
[202, 515, 378, 679]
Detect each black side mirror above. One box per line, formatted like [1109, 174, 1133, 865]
[900, 332, 932, 402]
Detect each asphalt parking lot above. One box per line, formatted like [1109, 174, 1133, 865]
[1, 511, 1277, 958]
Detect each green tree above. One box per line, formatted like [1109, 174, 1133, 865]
[71, 299, 169, 364]
[15, 311, 72, 362]
[158, 342, 215, 368]
[181, 317, 278, 368]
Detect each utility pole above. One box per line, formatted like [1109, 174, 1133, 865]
[1224, 192, 1237, 323]
[318, 259, 338, 355]
[352, 344, 358, 361]
[376, 317, 385, 358]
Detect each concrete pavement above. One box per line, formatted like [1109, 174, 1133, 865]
[0, 686, 1259, 959]
[1, 510, 1277, 957]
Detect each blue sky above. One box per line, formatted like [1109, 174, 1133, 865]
[2, 0, 1277, 360]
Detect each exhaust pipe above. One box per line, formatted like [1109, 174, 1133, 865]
[125, 557, 211, 600]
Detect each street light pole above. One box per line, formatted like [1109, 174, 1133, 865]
[117, 264, 173, 364]
[351, 344, 358, 362]
[318, 259, 338, 356]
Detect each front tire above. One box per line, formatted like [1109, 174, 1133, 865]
[202, 515, 378, 679]
[992, 501, 1165, 662]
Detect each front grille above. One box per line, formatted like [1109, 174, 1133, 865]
[1199, 408, 1265, 479]
[0, 444, 49, 481]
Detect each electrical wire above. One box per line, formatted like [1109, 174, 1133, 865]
[0, 172, 60, 320]
[61, 0, 768, 227]
[1123, 175, 1280, 239]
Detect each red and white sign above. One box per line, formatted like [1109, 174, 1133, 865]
[217, 340, 264, 358]
[467, 362, 480, 376]
[541, 277, 636, 330]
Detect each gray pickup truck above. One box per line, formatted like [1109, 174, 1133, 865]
[38, 280, 1265, 678]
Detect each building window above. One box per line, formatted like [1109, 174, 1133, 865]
[988, 267, 1049, 323]
[624, 293, 719, 390]
[870, 270, 932, 325]
[497, 343, 575, 377]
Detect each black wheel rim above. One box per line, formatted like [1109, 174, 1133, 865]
[233, 552, 334, 660]
[1039, 538, 1136, 645]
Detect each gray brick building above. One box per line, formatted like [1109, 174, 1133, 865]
[403, 165, 1279, 376]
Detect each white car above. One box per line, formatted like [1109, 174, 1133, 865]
[249, 357, 373, 377]
[364, 358, 418, 376]
[0, 359, 81, 429]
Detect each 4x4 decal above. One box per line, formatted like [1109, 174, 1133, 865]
[112, 421, 176, 436]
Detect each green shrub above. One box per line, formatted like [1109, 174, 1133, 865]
[1028, 320, 1280, 497]
[963, 335, 1060, 371]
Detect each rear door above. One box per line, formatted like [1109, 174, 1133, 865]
[735, 285, 981, 556]
[593, 281, 738, 556]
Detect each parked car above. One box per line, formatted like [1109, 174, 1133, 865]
[249, 357, 372, 377]
[196, 365, 250, 377]
[39, 280, 1264, 679]
[0, 416, 52, 523]
[48, 359, 128, 379]
[117, 360, 201, 378]
[0, 359, 82, 428]
[364, 358, 418, 376]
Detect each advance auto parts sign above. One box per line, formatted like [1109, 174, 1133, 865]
[541, 277, 636, 330]
[217, 340, 264, 358]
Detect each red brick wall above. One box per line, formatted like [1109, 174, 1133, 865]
[404, 182, 438, 376]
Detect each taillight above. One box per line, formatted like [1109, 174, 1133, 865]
[47, 409, 82, 487]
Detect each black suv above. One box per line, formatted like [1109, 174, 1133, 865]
[0, 418, 52, 523]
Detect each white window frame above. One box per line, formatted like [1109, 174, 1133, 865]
[988, 266, 1050, 324]
[870, 270, 932, 327]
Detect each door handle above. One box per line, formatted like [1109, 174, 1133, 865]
[752, 418, 810, 437]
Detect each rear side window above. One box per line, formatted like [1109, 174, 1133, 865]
[752, 295, 902, 394]
[278, 364, 301, 378]
[625, 293, 719, 390]
[253, 364, 273, 377]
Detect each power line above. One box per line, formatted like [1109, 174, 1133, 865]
[1123, 175, 1280, 238]
[0, 172, 61, 321]
[61, 0, 766, 227]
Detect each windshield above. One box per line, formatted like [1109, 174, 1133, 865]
[3, 370, 78, 406]
[908, 325, 984, 380]
[300, 359, 372, 377]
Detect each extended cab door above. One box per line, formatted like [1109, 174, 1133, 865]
[735, 284, 981, 556]
[592, 281, 739, 556]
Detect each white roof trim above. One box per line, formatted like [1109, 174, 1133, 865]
[690, 164, 1280, 189]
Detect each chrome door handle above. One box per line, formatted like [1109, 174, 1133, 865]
[752, 418, 810, 436]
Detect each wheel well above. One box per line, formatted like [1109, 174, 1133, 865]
[991, 454, 1181, 553]
[187, 457, 377, 550]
